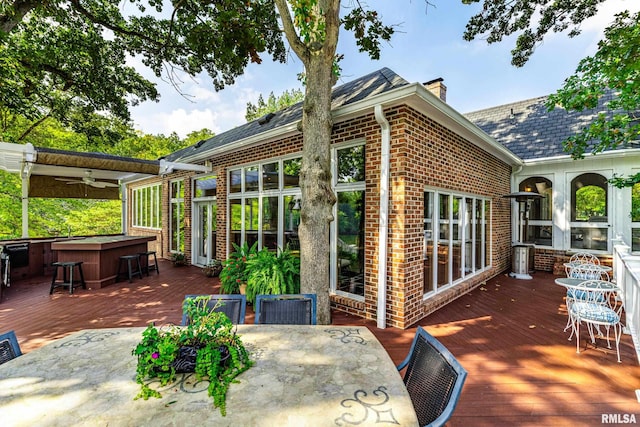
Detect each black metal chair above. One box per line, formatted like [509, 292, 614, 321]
[181, 294, 247, 325]
[397, 326, 467, 427]
[0, 330, 22, 365]
[254, 294, 317, 325]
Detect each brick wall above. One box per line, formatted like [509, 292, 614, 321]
[131, 103, 513, 328]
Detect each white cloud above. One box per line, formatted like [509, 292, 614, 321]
[133, 108, 222, 138]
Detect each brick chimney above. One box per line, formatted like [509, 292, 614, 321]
[424, 78, 447, 103]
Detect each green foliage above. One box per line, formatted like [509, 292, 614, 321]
[219, 242, 258, 294]
[133, 296, 253, 415]
[342, 7, 395, 60]
[461, 0, 606, 67]
[0, 5, 158, 131]
[245, 89, 304, 122]
[170, 252, 186, 266]
[183, 128, 215, 147]
[547, 11, 640, 159]
[575, 186, 606, 221]
[245, 247, 301, 304]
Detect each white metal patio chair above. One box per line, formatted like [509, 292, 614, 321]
[566, 280, 623, 362]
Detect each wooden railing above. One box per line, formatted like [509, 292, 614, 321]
[612, 238, 640, 364]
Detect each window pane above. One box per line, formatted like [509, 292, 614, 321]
[230, 170, 242, 193]
[283, 158, 301, 188]
[452, 196, 462, 282]
[437, 194, 450, 287]
[285, 195, 301, 251]
[520, 177, 552, 220]
[337, 191, 365, 296]
[230, 199, 242, 247]
[484, 200, 490, 267]
[571, 173, 607, 222]
[262, 196, 278, 250]
[337, 145, 365, 183]
[570, 227, 608, 251]
[244, 197, 259, 248]
[475, 199, 483, 270]
[171, 181, 183, 198]
[424, 192, 434, 293]
[245, 166, 259, 192]
[464, 197, 473, 275]
[195, 177, 217, 197]
[262, 163, 279, 190]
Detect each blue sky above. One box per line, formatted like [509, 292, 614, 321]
[128, 0, 636, 138]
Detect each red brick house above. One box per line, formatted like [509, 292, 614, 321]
[126, 68, 521, 328]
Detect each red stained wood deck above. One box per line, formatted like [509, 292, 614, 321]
[1, 263, 638, 426]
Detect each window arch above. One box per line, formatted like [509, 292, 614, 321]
[571, 173, 607, 222]
[519, 176, 552, 246]
[570, 173, 608, 251]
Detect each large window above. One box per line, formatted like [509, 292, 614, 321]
[424, 190, 490, 294]
[334, 143, 366, 298]
[519, 176, 552, 246]
[228, 156, 301, 251]
[570, 173, 608, 251]
[132, 184, 161, 229]
[227, 143, 365, 298]
[170, 180, 185, 253]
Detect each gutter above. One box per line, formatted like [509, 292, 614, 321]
[374, 105, 390, 329]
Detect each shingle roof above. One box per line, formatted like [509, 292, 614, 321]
[165, 68, 410, 162]
[464, 91, 616, 160]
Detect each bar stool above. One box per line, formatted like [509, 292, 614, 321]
[50, 261, 86, 295]
[138, 251, 159, 276]
[116, 255, 143, 283]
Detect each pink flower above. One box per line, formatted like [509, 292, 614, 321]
[151, 352, 159, 359]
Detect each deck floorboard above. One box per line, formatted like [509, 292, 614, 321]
[1, 263, 638, 426]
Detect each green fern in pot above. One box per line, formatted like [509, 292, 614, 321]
[244, 247, 300, 304]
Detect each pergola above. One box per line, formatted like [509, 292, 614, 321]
[0, 142, 209, 237]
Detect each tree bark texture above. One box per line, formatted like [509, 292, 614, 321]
[274, 0, 340, 325]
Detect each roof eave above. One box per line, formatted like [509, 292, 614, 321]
[177, 82, 523, 167]
[332, 83, 523, 166]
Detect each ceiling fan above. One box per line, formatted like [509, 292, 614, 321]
[55, 170, 119, 188]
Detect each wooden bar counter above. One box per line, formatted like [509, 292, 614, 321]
[51, 235, 156, 288]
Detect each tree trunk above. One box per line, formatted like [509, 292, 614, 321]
[274, 0, 340, 325]
[299, 56, 337, 325]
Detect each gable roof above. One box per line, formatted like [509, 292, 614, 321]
[165, 68, 410, 163]
[464, 91, 617, 161]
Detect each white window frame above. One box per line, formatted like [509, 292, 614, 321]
[132, 183, 162, 229]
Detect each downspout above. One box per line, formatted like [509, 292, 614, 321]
[374, 105, 390, 329]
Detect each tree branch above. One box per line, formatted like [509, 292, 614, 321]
[274, 0, 309, 63]
[0, 0, 39, 34]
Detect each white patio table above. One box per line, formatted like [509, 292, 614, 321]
[0, 325, 419, 427]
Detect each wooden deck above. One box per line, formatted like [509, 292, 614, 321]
[1, 262, 638, 426]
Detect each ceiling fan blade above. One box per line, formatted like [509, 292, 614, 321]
[55, 177, 76, 182]
[64, 181, 84, 185]
[89, 181, 119, 189]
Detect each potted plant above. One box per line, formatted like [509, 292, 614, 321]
[132, 296, 253, 415]
[170, 252, 186, 266]
[202, 259, 223, 277]
[244, 246, 300, 304]
[219, 242, 258, 294]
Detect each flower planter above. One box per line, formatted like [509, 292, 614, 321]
[155, 345, 231, 374]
